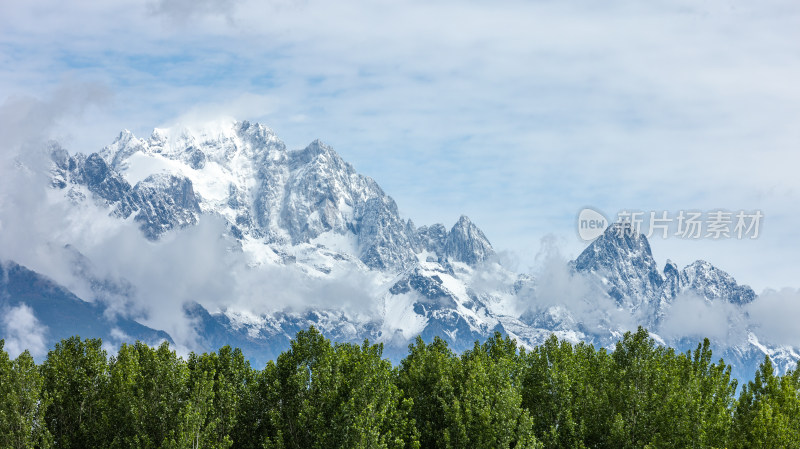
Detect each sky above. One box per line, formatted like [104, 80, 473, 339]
[1, 0, 799, 292]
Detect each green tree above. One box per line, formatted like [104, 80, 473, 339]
[399, 334, 540, 449]
[105, 341, 188, 448]
[40, 336, 107, 449]
[233, 359, 283, 449]
[207, 346, 252, 447]
[521, 335, 611, 449]
[265, 327, 417, 449]
[0, 341, 52, 449]
[172, 346, 253, 449]
[164, 367, 221, 449]
[732, 357, 800, 448]
[451, 334, 540, 449]
[397, 336, 459, 449]
[653, 339, 736, 449]
[606, 327, 678, 449]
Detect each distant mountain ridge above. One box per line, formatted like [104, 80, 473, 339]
[0, 261, 171, 350]
[573, 223, 756, 318]
[0, 120, 795, 380]
[83, 121, 493, 271]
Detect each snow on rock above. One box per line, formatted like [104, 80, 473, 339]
[35, 120, 797, 378]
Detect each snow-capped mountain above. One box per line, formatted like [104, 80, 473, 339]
[573, 223, 756, 321]
[95, 122, 427, 271]
[573, 223, 665, 313]
[35, 120, 514, 363]
[569, 223, 787, 380]
[1, 119, 796, 380]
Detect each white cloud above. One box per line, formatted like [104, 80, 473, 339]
[746, 288, 800, 348]
[657, 292, 747, 344]
[521, 235, 638, 333]
[1, 304, 48, 358]
[147, 0, 242, 24]
[1, 0, 799, 311]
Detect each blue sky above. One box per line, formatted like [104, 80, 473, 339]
[1, 0, 799, 291]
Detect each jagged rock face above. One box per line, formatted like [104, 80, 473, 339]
[71, 153, 140, 215]
[97, 124, 422, 269]
[574, 223, 664, 309]
[82, 120, 495, 271]
[133, 174, 202, 240]
[574, 223, 757, 312]
[417, 224, 448, 258]
[390, 270, 453, 302]
[445, 215, 495, 265]
[386, 265, 507, 354]
[414, 217, 495, 265]
[661, 260, 681, 297]
[680, 260, 756, 304]
[50, 147, 200, 239]
[355, 197, 417, 270]
[277, 140, 384, 244]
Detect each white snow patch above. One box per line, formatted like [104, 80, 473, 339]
[311, 230, 360, 257]
[240, 236, 281, 266]
[382, 292, 428, 341]
[123, 152, 186, 185]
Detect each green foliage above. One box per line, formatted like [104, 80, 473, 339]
[520, 328, 739, 449]
[232, 359, 283, 449]
[399, 333, 540, 449]
[451, 334, 540, 449]
[3, 327, 798, 448]
[522, 335, 610, 449]
[176, 346, 253, 449]
[654, 339, 737, 448]
[732, 357, 800, 448]
[398, 336, 458, 449]
[0, 340, 52, 449]
[40, 336, 107, 449]
[260, 326, 418, 449]
[105, 341, 189, 448]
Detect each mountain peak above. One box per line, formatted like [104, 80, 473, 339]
[574, 221, 663, 307]
[681, 260, 756, 304]
[445, 215, 494, 265]
[575, 222, 656, 271]
[453, 215, 474, 228]
[290, 139, 343, 168]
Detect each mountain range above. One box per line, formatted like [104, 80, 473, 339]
[1, 120, 796, 381]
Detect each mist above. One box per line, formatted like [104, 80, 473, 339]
[657, 292, 748, 345]
[0, 88, 387, 353]
[519, 235, 639, 335]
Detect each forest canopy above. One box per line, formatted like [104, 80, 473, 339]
[1, 327, 799, 449]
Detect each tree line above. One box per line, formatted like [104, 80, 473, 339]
[1, 327, 799, 449]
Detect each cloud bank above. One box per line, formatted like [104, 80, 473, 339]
[0, 88, 384, 352]
[521, 237, 800, 351]
[2, 0, 799, 290]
